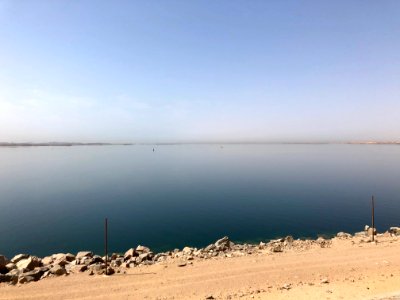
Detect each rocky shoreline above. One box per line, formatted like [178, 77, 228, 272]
[1, 226, 399, 286]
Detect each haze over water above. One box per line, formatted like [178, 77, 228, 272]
[0, 144, 399, 257]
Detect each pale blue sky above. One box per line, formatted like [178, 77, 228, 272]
[0, 1, 399, 142]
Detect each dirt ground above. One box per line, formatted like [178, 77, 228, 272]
[1, 236, 400, 300]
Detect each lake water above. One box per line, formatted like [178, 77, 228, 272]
[0, 144, 399, 258]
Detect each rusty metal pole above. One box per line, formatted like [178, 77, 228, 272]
[371, 196, 375, 242]
[105, 217, 108, 275]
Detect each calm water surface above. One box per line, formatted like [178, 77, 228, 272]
[0, 144, 399, 257]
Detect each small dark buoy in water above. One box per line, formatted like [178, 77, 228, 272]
[153, 148, 155, 152]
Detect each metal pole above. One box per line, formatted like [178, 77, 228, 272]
[371, 196, 375, 242]
[105, 217, 108, 275]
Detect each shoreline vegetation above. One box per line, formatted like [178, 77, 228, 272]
[0, 141, 399, 147]
[1, 226, 399, 287]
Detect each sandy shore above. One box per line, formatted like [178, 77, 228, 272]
[1, 235, 400, 300]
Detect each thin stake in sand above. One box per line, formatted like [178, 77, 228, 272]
[105, 217, 108, 275]
[371, 196, 375, 242]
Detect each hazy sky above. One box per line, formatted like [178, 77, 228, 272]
[0, 1, 399, 142]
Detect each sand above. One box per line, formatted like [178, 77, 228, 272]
[1, 235, 400, 300]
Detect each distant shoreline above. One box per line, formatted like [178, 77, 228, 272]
[0, 141, 399, 147]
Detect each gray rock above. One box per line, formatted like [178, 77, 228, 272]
[76, 251, 93, 259]
[71, 265, 87, 273]
[11, 254, 29, 264]
[16, 257, 41, 271]
[214, 236, 233, 251]
[50, 265, 67, 276]
[5, 263, 16, 271]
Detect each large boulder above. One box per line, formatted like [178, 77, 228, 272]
[16, 257, 41, 271]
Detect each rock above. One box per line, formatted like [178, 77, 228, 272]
[271, 243, 283, 252]
[0, 274, 11, 283]
[53, 253, 75, 264]
[205, 295, 215, 299]
[389, 227, 400, 235]
[105, 267, 115, 275]
[136, 245, 150, 253]
[281, 283, 292, 290]
[11, 254, 29, 264]
[76, 251, 93, 260]
[50, 265, 67, 276]
[41, 256, 53, 265]
[0, 273, 18, 285]
[354, 231, 367, 237]
[22, 269, 45, 281]
[138, 252, 153, 261]
[321, 277, 329, 284]
[92, 255, 104, 264]
[90, 264, 105, 275]
[79, 256, 93, 266]
[71, 265, 87, 273]
[124, 248, 137, 260]
[336, 232, 352, 239]
[18, 274, 35, 284]
[214, 236, 232, 250]
[182, 247, 193, 255]
[204, 244, 216, 252]
[317, 237, 331, 248]
[177, 261, 187, 267]
[40, 271, 51, 279]
[16, 257, 41, 271]
[364, 225, 370, 231]
[5, 263, 16, 271]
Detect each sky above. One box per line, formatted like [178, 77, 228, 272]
[0, 1, 399, 143]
